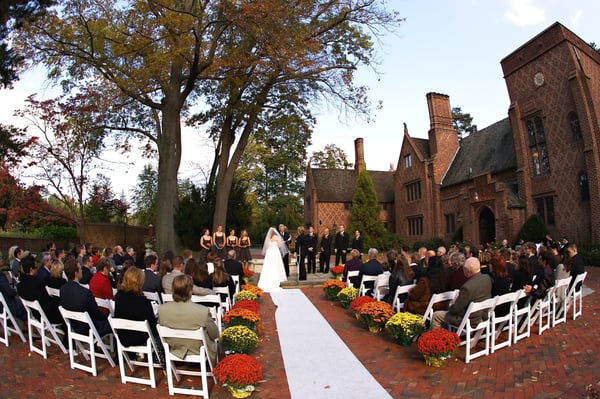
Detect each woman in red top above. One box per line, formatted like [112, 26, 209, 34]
[89, 257, 115, 314]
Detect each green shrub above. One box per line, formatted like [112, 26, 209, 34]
[517, 214, 549, 243]
[578, 243, 600, 267]
[34, 225, 77, 240]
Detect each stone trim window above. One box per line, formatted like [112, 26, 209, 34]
[579, 172, 590, 201]
[535, 195, 555, 226]
[445, 213, 456, 234]
[526, 116, 550, 176]
[569, 112, 582, 141]
[404, 154, 412, 169]
[406, 181, 422, 202]
[408, 216, 423, 236]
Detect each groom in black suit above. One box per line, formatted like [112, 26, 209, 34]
[278, 224, 291, 277]
[334, 224, 349, 265]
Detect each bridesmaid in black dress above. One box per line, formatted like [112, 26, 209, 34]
[199, 229, 212, 262]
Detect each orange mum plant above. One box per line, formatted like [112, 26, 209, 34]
[213, 354, 263, 390]
[322, 279, 346, 300]
[223, 308, 262, 331]
[417, 328, 461, 358]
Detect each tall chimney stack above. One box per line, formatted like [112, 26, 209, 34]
[354, 138, 365, 171]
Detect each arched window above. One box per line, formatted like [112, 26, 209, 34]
[569, 112, 582, 141]
[525, 115, 550, 176]
[579, 172, 590, 201]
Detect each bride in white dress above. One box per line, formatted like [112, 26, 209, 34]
[258, 227, 288, 292]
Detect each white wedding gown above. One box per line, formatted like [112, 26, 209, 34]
[258, 240, 287, 292]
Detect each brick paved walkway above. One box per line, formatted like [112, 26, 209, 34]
[2, 268, 599, 398]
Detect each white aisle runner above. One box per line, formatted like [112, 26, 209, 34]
[270, 289, 392, 399]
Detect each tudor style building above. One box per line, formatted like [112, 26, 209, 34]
[305, 22, 600, 246]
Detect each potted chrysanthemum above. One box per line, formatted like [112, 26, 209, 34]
[385, 312, 426, 346]
[330, 265, 345, 280]
[235, 290, 259, 303]
[337, 286, 359, 309]
[241, 284, 263, 298]
[349, 295, 375, 319]
[358, 301, 395, 333]
[223, 308, 262, 332]
[221, 325, 259, 354]
[214, 354, 263, 398]
[417, 328, 461, 367]
[322, 279, 346, 301]
[231, 300, 260, 313]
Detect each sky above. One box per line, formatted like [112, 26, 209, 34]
[0, 0, 598, 198]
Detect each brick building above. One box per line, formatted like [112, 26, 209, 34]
[306, 22, 600, 246]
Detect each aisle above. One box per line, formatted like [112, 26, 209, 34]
[270, 289, 392, 399]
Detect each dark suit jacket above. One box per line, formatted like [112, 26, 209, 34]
[223, 259, 244, 278]
[80, 267, 93, 285]
[60, 280, 110, 336]
[142, 269, 163, 293]
[306, 234, 317, 254]
[445, 272, 492, 326]
[17, 274, 63, 324]
[0, 272, 26, 320]
[319, 234, 331, 256]
[334, 232, 349, 251]
[351, 236, 363, 254]
[114, 290, 157, 347]
[358, 259, 383, 294]
[36, 266, 51, 283]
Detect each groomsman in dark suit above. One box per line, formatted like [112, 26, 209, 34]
[352, 229, 364, 256]
[334, 224, 349, 265]
[278, 224, 292, 277]
[319, 228, 332, 273]
[306, 226, 317, 274]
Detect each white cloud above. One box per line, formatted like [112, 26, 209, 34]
[504, 0, 545, 26]
[571, 9, 583, 27]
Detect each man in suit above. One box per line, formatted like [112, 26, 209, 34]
[430, 257, 492, 329]
[17, 255, 63, 325]
[319, 228, 332, 273]
[358, 248, 383, 296]
[334, 224, 349, 265]
[278, 224, 292, 277]
[35, 252, 52, 283]
[60, 258, 111, 336]
[306, 226, 317, 274]
[162, 256, 213, 295]
[142, 254, 162, 293]
[351, 229, 364, 255]
[566, 243, 585, 290]
[9, 246, 22, 278]
[158, 274, 219, 364]
[79, 254, 94, 285]
[224, 250, 244, 278]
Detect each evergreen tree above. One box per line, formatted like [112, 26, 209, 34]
[349, 168, 387, 250]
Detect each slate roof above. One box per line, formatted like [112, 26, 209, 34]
[309, 169, 394, 203]
[411, 138, 431, 160]
[441, 118, 516, 187]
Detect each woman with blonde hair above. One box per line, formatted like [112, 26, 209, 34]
[45, 260, 67, 289]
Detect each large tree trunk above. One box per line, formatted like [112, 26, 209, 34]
[155, 103, 182, 256]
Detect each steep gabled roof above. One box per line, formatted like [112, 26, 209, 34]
[441, 118, 515, 187]
[309, 169, 394, 203]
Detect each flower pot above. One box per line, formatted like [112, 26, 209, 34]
[423, 354, 449, 367]
[226, 384, 255, 398]
[340, 301, 351, 309]
[368, 324, 382, 333]
[396, 336, 414, 346]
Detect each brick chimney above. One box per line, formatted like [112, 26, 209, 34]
[354, 137, 366, 171]
[426, 92, 458, 183]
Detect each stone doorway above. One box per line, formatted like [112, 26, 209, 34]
[478, 207, 496, 246]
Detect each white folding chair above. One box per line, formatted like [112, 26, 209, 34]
[490, 292, 519, 353]
[358, 275, 378, 297]
[231, 275, 241, 295]
[95, 297, 115, 317]
[161, 293, 174, 303]
[21, 298, 67, 358]
[143, 291, 163, 304]
[514, 290, 531, 343]
[191, 294, 223, 334]
[212, 286, 232, 312]
[451, 297, 496, 363]
[109, 317, 162, 388]
[566, 272, 587, 320]
[0, 292, 26, 347]
[529, 285, 556, 335]
[551, 277, 572, 327]
[392, 284, 416, 313]
[372, 274, 390, 301]
[346, 270, 360, 288]
[58, 306, 116, 376]
[157, 325, 212, 398]
[422, 289, 459, 326]
[45, 286, 61, 298]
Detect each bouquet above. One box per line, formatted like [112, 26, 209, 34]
[337, 286, 359, 308]
[322, 279, 346, 301]
[223, 308, 262, 331]
[235, 290, 259, 303]
[220, 325, 259, 354]
[330, 265, 345, 279]
[385, 312, 426, 345]
[241, 284, 263, 297]
[213, 353, 263, 391]
[358, 301, 395, 333]
[417, 328, 460, 359]
[232, 300, 260, 314]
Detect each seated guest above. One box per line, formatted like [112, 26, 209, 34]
[523, 250, 555, 303]
[162, 256, 212, 296]
[386, 253, 415, 306]
[211, 259, 236, 301]
[158, 274, 219, 364]
[0, 254, 27, 326]
[89, 258, 115, 315]
[17, 255, 63, 325]
[430, 257, 492, 329]
[342, 249, 363, 288]
[490, 255, 512, 316]
[189, 259, 213, 290]
[403, 276, 433, 315]
[223, 250, 244, 279]
[358, 248, 383, 295]
[114, 267, 163, 364]
[79, 254, 94, 285]
[142, 254, 162, 294]
[426, 254, 449, 294]
[45, 260, 67, 289]
[448, 252, 468, 290]
[60, 258, 111, 336]
[36, 252, 53, 283]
